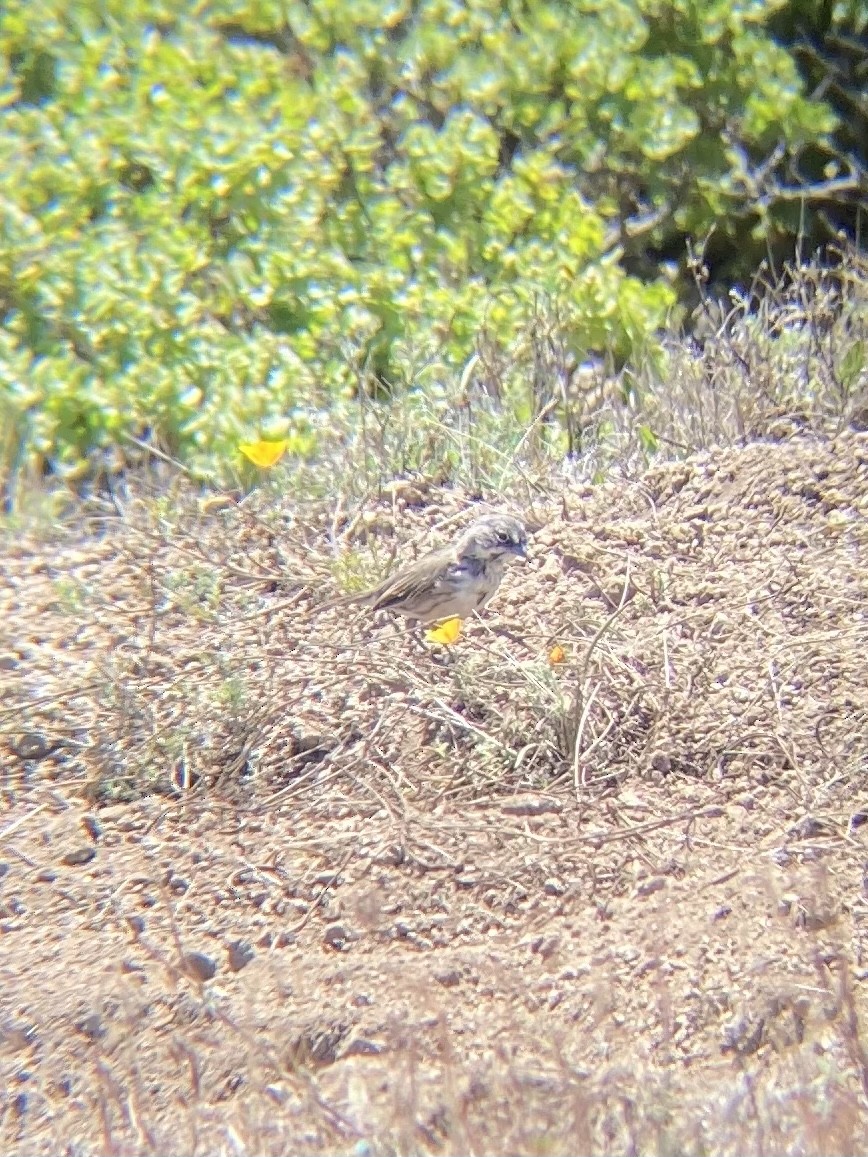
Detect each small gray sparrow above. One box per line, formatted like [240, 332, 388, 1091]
[325, 514, 527, 624]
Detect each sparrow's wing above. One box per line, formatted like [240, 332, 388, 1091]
[366, 546, 458, 611]
[319, 546, 457, 615]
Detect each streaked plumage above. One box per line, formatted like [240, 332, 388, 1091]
[325, 514, 527, 625]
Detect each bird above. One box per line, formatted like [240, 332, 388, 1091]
[323, 514, 528, 625]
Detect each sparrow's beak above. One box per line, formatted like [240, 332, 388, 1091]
[512, 540, 528, 559]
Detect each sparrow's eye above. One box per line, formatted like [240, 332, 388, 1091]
[497, 531, 511, 543]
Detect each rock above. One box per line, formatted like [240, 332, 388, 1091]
[434, 969, 461, 988]
[61, 848, 96, 867]
[81, 815, 102, 841]
[722, 1016, 764, 1056]
[227, 939, 255, 972]
[290, 1023, 348, 1065]
[75, 1013, 106, 1041]
[323, 924, 350, 951]
[455, 875, 481, 889]
[650, 752, 672, 774]
[12, 732, 55, 761]
[636, 877, 666, 897]
[182, 952, 217, 982]
[382, 478, 431, 507]
[343, 1037, 384, 1057]
[291, 733, 339, 766]
[530, 935, 560, 960]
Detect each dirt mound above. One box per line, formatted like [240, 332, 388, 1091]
[2, 431, 868, 1154]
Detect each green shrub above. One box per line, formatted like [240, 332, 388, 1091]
[0, 0, 851, 487]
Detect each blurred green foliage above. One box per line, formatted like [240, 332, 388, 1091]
[0, 0, 848, 483]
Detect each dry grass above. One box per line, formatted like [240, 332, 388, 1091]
[2, 410, 868, 1153]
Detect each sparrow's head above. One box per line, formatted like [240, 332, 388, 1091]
[456, 515, 528, 563]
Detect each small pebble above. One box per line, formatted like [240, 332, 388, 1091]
[227, 939, 255, 972]
[62, 848, 96, 867]
[182, 952, 217, 982]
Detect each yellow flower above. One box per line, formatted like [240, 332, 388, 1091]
[425, 617, 462, 646]
[548, 643, 566, 665]
[239, 439, 290, 468]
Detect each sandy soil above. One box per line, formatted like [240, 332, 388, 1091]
[2, 429, 868, 1154]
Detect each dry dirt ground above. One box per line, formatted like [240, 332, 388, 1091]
[2, 429, 868, 1155]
